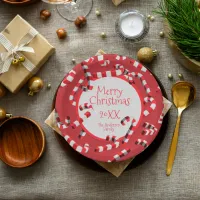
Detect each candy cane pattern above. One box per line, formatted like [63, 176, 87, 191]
[84, 143, 90, 153]
[158, 113, 164, 124]
[135, 139, 148, 148]
[116, 55, 127, 61]
[108, 148, 131, 162]
[64, 135, 89, 153]
[142, 122, 157, 136]
[82, 65, 93, 91]
[71, 111, 92, 129]
[60, 70, 76, 87]
[122, 118, 137, 143]
[100, 60, 110, 67]
[142, 129, 155, 136]
[92, 69, 124, 79]
[121, 116, 130, 126]
[128, 72, 152, 95]
[84, 57, 94, 64]
[106, 135, 117, 142]
[131, 60, 147, 73]
[79, 103, 93, 111]
[78, 129, 86, 139]
[65, 116, 70, 126]
[95, 141, 120, 152]
[55, 112, 69, 130]
[115, 64, 130, 75]
[97, 55, 104, 61]
[143, 97, 156, 116]
[69, 79, 84, 106]
[142, 122, 158, 136]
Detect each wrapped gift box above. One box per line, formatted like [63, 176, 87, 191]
[0, 15, 55, 93]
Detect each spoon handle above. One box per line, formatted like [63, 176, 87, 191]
[166, 111, 182, 176]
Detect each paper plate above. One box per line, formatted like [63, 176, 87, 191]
[55, 54, 164, 162]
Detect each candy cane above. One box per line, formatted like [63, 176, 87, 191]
[69, 79, 84, 106]
[71, 111, 92, 129]
[82, 65, 93, 90]
[131, 60, 147, 73]
[79, 103, 93, 111]
[106, 135, 117, 142]
[121, 116, 130, 126]
[115, 64, 130, 76]
[108, 148, 131, 162]
[55, 112, 69, 130]
[78, 129, 86, 139]
[92, 69, 124, 79]
[84, 143, 89, 153]
[135, 139, 148, 148]
[122, 118, 137, 143]
[143, 122, 157, 130]
[64, 135, 89, 153]
[65, 116, 71, 126]
[97, 55, 104, 61]
[143, 97, 156, 116]
[129, 72, 152, 95]
[100, 60, 110, 67]
[61, 70, 76, 87]
[95, 141, 120, 152]
[116, 55, 127, 61]
[84, 57, 94, 64]
[158, 113, 164, 124]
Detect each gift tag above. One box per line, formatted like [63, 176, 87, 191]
[55, 54, 164, 162]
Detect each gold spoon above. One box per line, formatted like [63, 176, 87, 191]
[166, 81, 196, 176]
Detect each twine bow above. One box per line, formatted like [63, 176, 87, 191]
[0, 28, 38, 74]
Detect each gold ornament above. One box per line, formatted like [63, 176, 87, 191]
[18, 56, 25, 62]
[0, 83, 6, 98]
[47, 83, 51, 89]
[168, 73, 173, 79]
[137, 47, 158, 64]
[95, 10, 101, 16]
[147, 15, 151, 19]
[101, 32, 106, 38]
[150, 16, 155, 21]
[72, 58, 76, 64]
[28, 77, 44, 96]
[12, 59, 19, 65]
[0, 107, 12, 121]
[178, 73, 183, 79]
[159, 31, 165, 37]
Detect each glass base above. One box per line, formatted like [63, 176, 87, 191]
[57, 0, 93, 22]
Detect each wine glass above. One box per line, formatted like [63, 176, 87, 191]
[42, 0, 93, 22]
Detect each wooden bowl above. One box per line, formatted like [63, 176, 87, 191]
[2, 0, 40, 5]
[0, 117, 45, 168]
[164, 22, 200, 74]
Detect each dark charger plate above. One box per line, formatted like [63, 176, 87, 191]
[52, 71, 169, 171]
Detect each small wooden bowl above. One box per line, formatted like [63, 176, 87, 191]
[0, 117, 45, 168]
[2, 0, 40, 5]
[164, 22, 200, 74]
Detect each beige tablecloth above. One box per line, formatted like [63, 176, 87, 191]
[0, 0, 200, 199]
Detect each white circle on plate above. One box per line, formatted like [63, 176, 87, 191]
[78, 77, 142, 140]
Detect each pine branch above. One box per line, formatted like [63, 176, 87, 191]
[154, 0, 200, 61]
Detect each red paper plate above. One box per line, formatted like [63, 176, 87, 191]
[55, 54, 164, 162]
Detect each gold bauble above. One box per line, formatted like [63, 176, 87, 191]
[12, 59, 19, 65]
[28, 77, 44, 96]
[19, 56, 25, 62]
[0, 83, 6, 98]
[137, 47, 157, 64]
[0, 107, 6, 121]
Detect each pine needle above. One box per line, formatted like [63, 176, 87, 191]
[154, 0, 200, 61]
